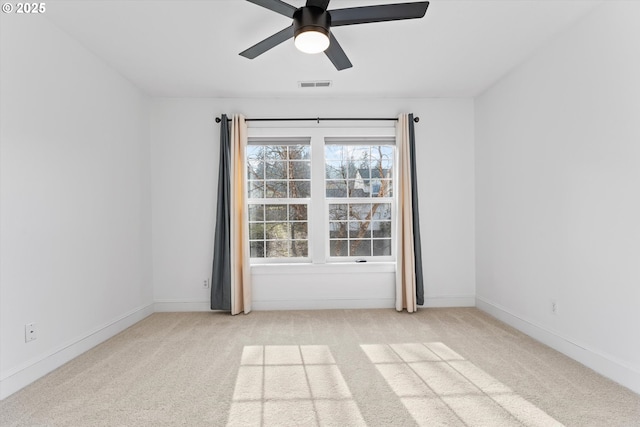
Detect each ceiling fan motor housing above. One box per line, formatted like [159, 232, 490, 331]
[293, 6, 331, 39]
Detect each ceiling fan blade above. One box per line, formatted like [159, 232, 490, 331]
[306, 0, 330, 10]
[330, 1, 429, 27]
[239, 26, 295, 59]
[324, 33, 352, 71]
[246, 0, 297, 18]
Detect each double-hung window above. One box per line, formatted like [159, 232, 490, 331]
[325, 139, 394, 260]
[247, 139, 311, 260]
[246, 127, 396, 264]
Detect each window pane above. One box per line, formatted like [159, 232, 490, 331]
[246, 146, 264, 161]
[266, 222, 289, 240]
[349, 222, 371, 239]
[265, 146, 287, 160]
[348, 146, 370, 167]
[289, 204, 307, 221]
[249, 223, 264, 240]
[373, 159, 393, 178]
[291, 222, 308, 239]
[329, 204, 348, 221]
[326, 181, 347, 197]
[350, 179, 369, 198]
[370, 145, 393, 160]
[248, 181, 264, 198]
[265, 205, 287, 221]
[265, 181, 287, 198]
[373, 239, 392, 256]
[289, 181, 310, 198]
[289, 161, 310, 179]
[248, 205, 264, 222]
[373, 180, 392, 197]
[266, 240, 288, 257]
[325, 145, 346, 160]
[325, 161, 348, 179]
[330, 240, 348, 256]
[372, 221, 392, 238]
[288, 145, 310, 160]
[329, 222, 347, 238]
[290, 240, 308, 257]
[349, 204, 371, 220]
[250, 241, 265, 258]
[372, 203, 391, 220]
[247, 160, 264, 180]
[350, 240, 371, 256]
[265, 161, 287, 179]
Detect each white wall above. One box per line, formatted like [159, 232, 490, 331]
[475, 2, 640, 394]
[0, 16, 153, 399]
[150, 98, 475, 311]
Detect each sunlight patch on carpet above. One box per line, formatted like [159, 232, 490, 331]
[228, 345, 366, 427]
[361, 342, 564, 427]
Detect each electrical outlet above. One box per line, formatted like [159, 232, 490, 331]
[25, 323, 37, 342]
[203, 279, 209, 289]
[550, 300, 558, 315]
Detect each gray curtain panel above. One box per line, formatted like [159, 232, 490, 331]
[211, 114, 231, 310]
[408, 113, 425, 305]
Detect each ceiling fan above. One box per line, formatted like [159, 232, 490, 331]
[239, 0, 430, 70]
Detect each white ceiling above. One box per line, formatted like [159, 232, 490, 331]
[44, 0, 602, 98]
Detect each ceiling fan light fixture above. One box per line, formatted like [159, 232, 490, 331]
[240, 0, 430, 71]
[293, 6, 331, 54]
[295, 30, 330, 54]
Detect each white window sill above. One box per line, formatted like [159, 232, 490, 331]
[251, 262, 396, 276]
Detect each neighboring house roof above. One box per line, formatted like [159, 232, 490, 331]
[356, 168, 391, 184]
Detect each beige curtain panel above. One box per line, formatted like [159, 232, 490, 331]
[396, 113, 420, 312]
[230, 115, 252, 315]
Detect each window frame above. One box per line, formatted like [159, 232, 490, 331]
[246, 124, 397, 265]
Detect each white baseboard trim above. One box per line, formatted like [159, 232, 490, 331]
[0, 303, 154, 400]
[476, 296, 640, 395]
[422, 295, 476, 308]
[252, 298, 396, 311]
[154, 295, 477, 312]
[154, 299, 211, 312]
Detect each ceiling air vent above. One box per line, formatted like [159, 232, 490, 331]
[299, 80, 332, 88]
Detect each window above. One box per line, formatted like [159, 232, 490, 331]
[325, 143, 394, 258]
[246, 128, 396, 264]
[247, 142, 311, 259]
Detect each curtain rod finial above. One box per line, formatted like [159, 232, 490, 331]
[215, 117, 221, 123]
[414, 117, 420, 123]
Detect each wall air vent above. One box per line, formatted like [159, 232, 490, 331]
[299, 80, 332, 88]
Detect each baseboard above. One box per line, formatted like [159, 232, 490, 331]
[0, 303, 154, 400]
[423, 295, 476, 308]
[476, 296, 640, 395]
[154, 299, 211, 312]
[154, 296, 476, 312]
[253, 298, 396, 311]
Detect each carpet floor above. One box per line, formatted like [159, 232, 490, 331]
[1, 308, 638, 426]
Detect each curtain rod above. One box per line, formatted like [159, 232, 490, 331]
[215, 116, 419, 123]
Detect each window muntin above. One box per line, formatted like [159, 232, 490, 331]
[247, 143, 310, 259]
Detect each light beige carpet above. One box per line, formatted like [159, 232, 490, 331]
[1, 308, 639, 426]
